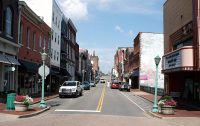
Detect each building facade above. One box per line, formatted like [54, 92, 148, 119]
[18, 1, 50, 95]
[0, 0, 20, 93]
[90, 51, 99, 81]
[131, 32, 164, 94]
[163, 0, 200, 102]
[79, 49, 91, 82]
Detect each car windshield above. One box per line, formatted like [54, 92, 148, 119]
[62, 82, 76, 86]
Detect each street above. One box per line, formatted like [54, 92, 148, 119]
[0, 76, 186, 126]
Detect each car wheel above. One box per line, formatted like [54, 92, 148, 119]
[127, 89, 130, 92]
[59, 95, 62, 98]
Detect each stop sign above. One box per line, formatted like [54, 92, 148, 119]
[38, 65, 49, 79]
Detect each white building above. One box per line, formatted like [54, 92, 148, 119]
[24, 0, 62, 68]
[139, 33, 164, 89]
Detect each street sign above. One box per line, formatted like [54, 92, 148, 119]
[38, 65, 49, 79]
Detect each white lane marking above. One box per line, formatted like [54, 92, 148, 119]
[120, 92, 145, 112]
[55, 109, 100, 113]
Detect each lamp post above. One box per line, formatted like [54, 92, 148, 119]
[39, 51, 47, 108]
[152, 55, 161, 113]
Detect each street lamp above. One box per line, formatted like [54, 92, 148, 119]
[39, 51, 47, 108]
[152, 55, 161, 113]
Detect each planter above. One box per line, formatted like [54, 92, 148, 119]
[161, 105, 175, 114]
[14, 101, 28, 112]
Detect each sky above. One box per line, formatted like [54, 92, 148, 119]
[24, 0, 165, 74]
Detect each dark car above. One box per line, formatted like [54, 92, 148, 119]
[81, 81, 90, 90]
[119, 82, 130, 92]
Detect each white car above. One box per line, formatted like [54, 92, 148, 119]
[59, 81, 83, 98]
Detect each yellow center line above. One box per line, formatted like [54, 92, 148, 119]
[96, 82, 106, 112]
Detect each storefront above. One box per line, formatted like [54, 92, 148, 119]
[18, 60, 40, 95]
[0, 54, 20, 93]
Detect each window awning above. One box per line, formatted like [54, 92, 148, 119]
[6, 55, 20, 65]
[0, 54, 10, 64]
[19, 60, 38, 73]
[60, 68, 71, 77]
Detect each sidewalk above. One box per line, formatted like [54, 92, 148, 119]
[132, 89, 200, 118]
[0, 93, 58, 118]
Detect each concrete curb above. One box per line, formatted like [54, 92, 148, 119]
[146, 111, 163, 119]
[32, 94, 59, 104]
[18, 106, 50, 118]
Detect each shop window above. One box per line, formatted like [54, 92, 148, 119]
[5, 7, 13, 37]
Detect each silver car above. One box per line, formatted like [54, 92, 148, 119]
[59, 81, 83, 98]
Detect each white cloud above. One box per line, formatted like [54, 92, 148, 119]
[59, 0, 88, 21]
[115, 25, 124, 33]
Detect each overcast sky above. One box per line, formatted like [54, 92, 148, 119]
[24, 0, 165, 73]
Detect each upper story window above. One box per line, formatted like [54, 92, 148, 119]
[56, 17, 57, 25]
[33, 32, 36, 50]
[58, 35, 59, 44]
[51, 48, 53, 58]
[0, 1, 2, 32]
[44, 36, 46, 49]
[51, 30, 54, 40]
[5, 7, 13, 37]
[19, 22, 23, 44]
[39, 33, 42, 48]
[54, 50, 56, 60]
[26, 28, 30, 48]
[55, 32, 57, 42]
[57, 52, 59, 61]
[52, 12, 54, 22]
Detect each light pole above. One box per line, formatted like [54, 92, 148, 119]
[39, 51, 47, 108]
[152, 55, 161, 113]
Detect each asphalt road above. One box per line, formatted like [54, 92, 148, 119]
[0, 76, 190, 126]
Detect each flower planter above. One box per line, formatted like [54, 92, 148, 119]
[161, 105, 175, 114]
[14, 101, 28, 112]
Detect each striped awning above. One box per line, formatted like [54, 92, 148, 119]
[6, 55, 20, 65]
[0, 53, 10, 64]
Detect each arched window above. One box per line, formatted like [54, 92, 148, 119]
[5, 7, 13, 36]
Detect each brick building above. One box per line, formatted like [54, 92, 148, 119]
[163, 0, 200, 102]
[90, 51, 99, 81]
[18, 1, 50, 95]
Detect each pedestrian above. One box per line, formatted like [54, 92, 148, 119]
[107, 81, 110, 87]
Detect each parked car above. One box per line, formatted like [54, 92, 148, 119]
[59, 81, 83, 98]
[119, 82, 130, 92]
[111, 81, 120, 89]
[81, 81, 90, 90]
[90, 81, 96, 87]
[100, 79, 106, 83]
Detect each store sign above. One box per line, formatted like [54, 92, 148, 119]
[165, 51, 181, 69]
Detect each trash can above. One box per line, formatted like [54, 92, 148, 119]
[6, 93, 16, 110]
